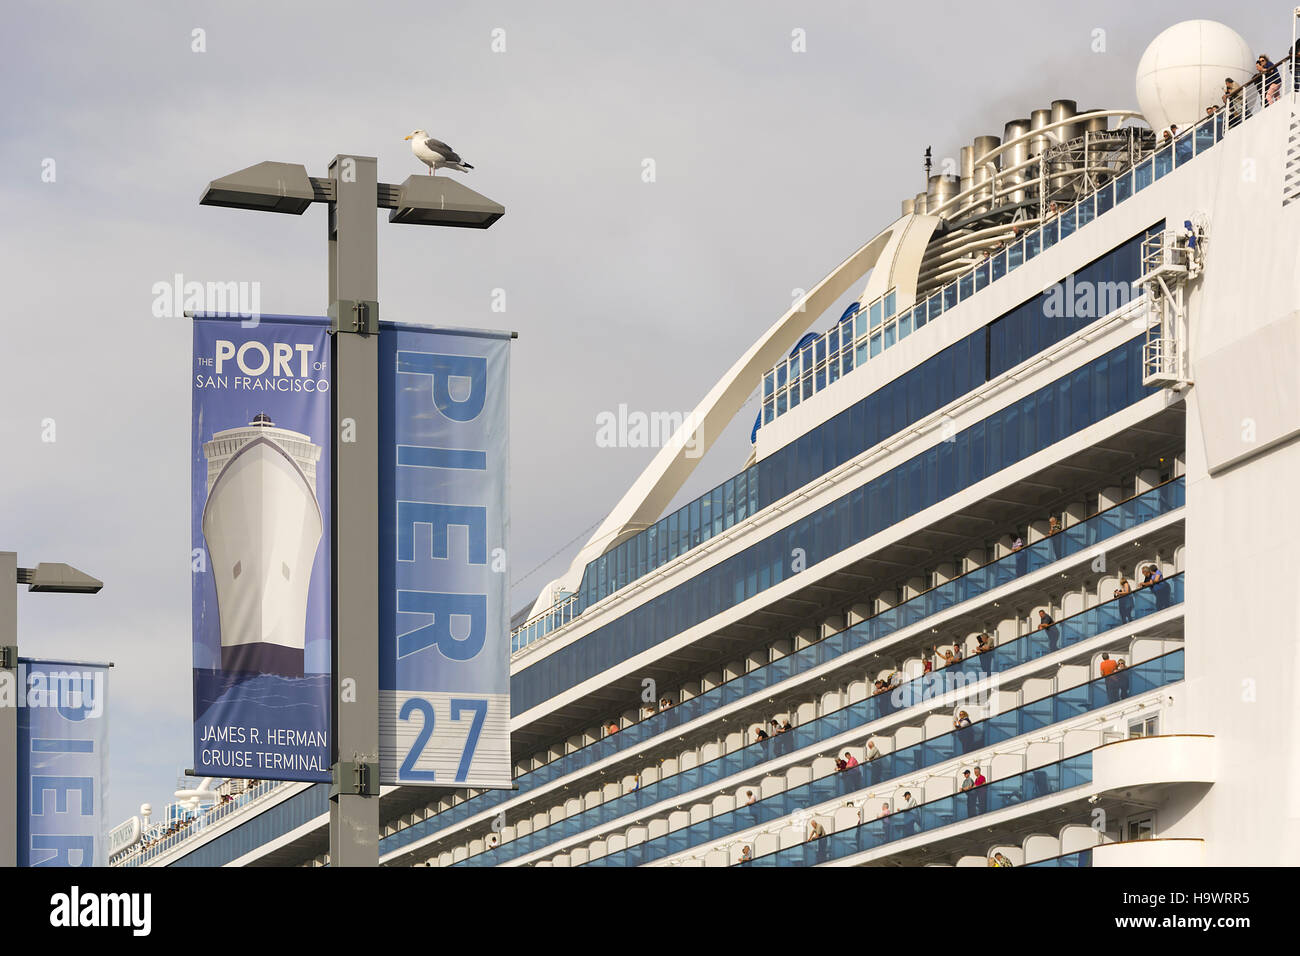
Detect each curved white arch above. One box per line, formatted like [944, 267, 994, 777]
[528, 212, 942, 617]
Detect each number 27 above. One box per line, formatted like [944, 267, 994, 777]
[398, 697, 487, 783]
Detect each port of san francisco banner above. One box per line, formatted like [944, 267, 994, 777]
[190, 315, 332, 782]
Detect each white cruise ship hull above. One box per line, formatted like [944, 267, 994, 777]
[202, 437, 323, 678]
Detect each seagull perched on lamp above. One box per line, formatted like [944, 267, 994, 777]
[405, 130, 475, 175]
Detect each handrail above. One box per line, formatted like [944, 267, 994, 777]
[454, 581, 1184, 867]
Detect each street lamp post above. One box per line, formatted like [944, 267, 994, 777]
[199, 155, 503, 867]
[1, 552, 103, 867]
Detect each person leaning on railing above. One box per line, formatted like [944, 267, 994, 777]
[1254, 54, 1281, 106]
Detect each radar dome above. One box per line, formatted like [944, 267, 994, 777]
[1136, 20, 1254, 133]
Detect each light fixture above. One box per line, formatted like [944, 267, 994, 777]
[199, 161, 316, 215]
[388, 175, 504, 228]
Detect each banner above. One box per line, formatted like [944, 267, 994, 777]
[191, 315, 332, 782]
[379, 323, 512, 787]
[17, 660, 110, 866]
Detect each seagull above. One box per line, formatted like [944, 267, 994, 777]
[404, 130, 474, 176]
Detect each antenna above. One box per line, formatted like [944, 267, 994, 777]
[924, 145, 933, 185]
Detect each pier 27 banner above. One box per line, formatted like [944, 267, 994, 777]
[379, 324, 512, 787]
[190, 315, 332, 782]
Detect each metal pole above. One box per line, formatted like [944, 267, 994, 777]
[1, 552, 17, 867]
[327, 155, 381, 866]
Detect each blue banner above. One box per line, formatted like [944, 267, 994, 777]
[191, 315, 332, 782]
[17, 659, 110, 866]
[379, 323, 512, 787]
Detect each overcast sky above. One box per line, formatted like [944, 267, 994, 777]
[1, 0, 1286, 827]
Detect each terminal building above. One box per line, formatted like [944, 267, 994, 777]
[112, 16, 1300, 867]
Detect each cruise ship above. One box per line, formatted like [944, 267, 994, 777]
[202, 413, 323, 678]
[114, 16, 1300, 868]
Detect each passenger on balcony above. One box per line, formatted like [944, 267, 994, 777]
[877, 802, 891, 819]
[975, 632, 995, 654]
[973, 767, 988, 813]
[865, 740, 882, 762]
[960, 769, 976, 815]
[1150, 565, 1170, 610]
[1114, 575, 1134, 624]
[843, 751, 859, 770]
[900, 791, 921, 834]
[606, 722, 619, 736]
[754, 724, 769, 742]
[659, 697, 673, 710]
[989, 852, 1013, 867]
[1037, 609, 1059, 651]
[745, 790, 756, 806]
[923, 656, 934, 674]
[1010, 533, 1024, 551]
[740, 845, 752, 863]
[1116, 658, 1131, 700]
[1223, 78, 1243, 123]
[1256, 55, 1281, 105]
[1100, 652, 1120, 703]
[807, 820, 829, 861]
[834, 755, 848, 772]
[951, 644, 964, 664]
[955, 710, 975, 754]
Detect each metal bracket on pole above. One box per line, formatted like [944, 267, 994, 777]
[329, 299, 379, 336]
[330, 760, 378, 799]
[0, 645, 16, 670]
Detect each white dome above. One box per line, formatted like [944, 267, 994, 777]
[1135, 20, 1254, 133]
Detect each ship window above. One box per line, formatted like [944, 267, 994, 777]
[883, 323, 896, 350]
[1129, 715, 1159, 738]
[958, 274, 973, 301]
[856, 342, 869, 366]
[282, 562, 291, 581]
[869, 333, 882, 357]
[763, 399, 774, 424]
[942, 283, 957, 310]
[763, 371, 774, 398]
[232, 561, 241, 580]
[841, 346, 854, 373]
[869, 300, 883, 329]
[973, 262, 989, 292]
[854, 313, 868, 340]
[1125, 814, 1155, 841]
[898, 310, 912, 340]
[884, 290, 896, 317]
[1174, 131, 1193, 166]
[1025, 228, 1041, 259]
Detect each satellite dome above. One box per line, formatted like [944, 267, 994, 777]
[1136, 20, 1254, 133]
